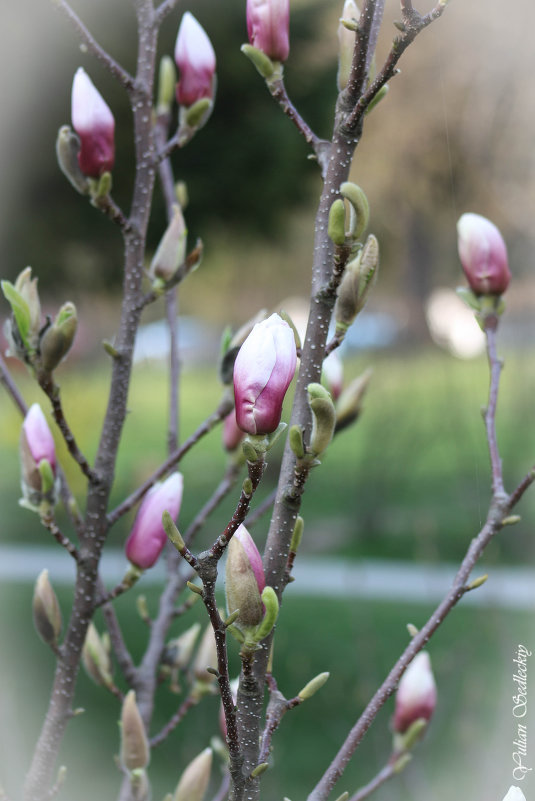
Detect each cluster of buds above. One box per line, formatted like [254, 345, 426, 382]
[2, 267, 78, 376]
[225, 525, 279, 650]
[125, 473, 184, 570]
[233, 313, 297, 438]
[19, 404, 57, 512]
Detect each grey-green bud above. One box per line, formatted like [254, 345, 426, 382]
[340, 182, 369, 240]
[55, 125, 90, 195]
[307, 383, 336, 456]
[39, 302, 78, 372]
[32, 569, 62, 648]
[328, 199, 347, 246]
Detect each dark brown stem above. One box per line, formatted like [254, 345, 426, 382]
[38, 374, 96, 481]
[107, 394, 233, 525]
[0, 351, 27, 415]
[92, 194, 131, 231]
[50, 0, 135, 92]
[149, 694, 198, 747]
[41, 515, 79, 561]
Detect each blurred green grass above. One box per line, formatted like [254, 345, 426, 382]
[0, 583, 532, 801]
[1, 346, 534, 563]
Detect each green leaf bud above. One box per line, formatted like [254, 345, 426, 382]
[253, 586, 279, 642]
[82, 622, 114, 688]
[335, 367, 372, 433]
[184, 97, 213, 129]
[290, 516, 304, 553]
[39, 301, 78, 372]
[328, 199, 347, 246]
[120, 690, 150, 772]
[333, 793, 349, 801]
[297, 671, 330, 701]
[162, 509, 185, 552]
[250, 763, 269, 778]
[55, 125, 90, 195]
[307, 383, 336, 456]
[365, 83, 389, 115]
[393, 753, 412, 773]
[340, 182, 369, 240]
[289, 425, 305, 458]
[157, 56, 177, 114]
[32, 569, 62, 648]
[241, 43, 276, 79]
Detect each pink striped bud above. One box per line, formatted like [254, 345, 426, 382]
[225, 524, 266, 629]
[125, 473, 183, 569]
[247, 0, 290, 63]
[222, 410, 245, 452]
[71, 67, 115, 178]
[393, 652, 437, 734]
[233, 313, 296, 435]
[457, 213, 511, 296]
[174, 13, 216, 108]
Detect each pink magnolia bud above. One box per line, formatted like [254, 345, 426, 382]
[222, 410, 245, 452]
[233, 313, 296, 435]
[71, 67, 115, 178]
[457, 213, 511, 296]
[174, 12, 216, 108]
[247, 0, 290, 63]
[225, 524, 266, 629]
[393, 652, 437, 734]
[22, 404, 56, 475]
[125, 473, 183, 569]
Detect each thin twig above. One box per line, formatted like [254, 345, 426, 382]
[0, 351, 27, 415]
[107, 395, 233, 526]
[347, 762, 395, 801]
[154, 0, 182, 26]
[150, 693, 198, 747]
[100, 595, 138, 686]
[41, 515, 80, 561]
[92, 194, 131, 231]
[183, 462, 243, 547]
[38, 374, 97, 482]
[484, 323, 505, 497]
[50, 0, 135, 92]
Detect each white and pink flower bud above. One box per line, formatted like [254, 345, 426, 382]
[125, 473, 183, 570]
[225, 524, 266, 629]
[247, 0, 290, 63]
[393, 652, 437, 734]
[22, 404, 56, 475]
[71, 67, 115, 178]
[222, 410, 245, 452]
[457, 213, 511, 296]
[174, 12, 216, 108]
[233, 313, 296, 436]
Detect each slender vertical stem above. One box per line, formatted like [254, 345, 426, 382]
[484, 323, 505, 497]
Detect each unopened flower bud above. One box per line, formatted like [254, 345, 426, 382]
[175, 13, 216, 108]
[393, 652, 436, 735]
[71, 68, 115, 178]
[307, 383, 336, 456]
[120, 691, 150, 772]
[226, 525, 266, 630]
[219, 309, 268, 385]
[337, 0, 360, 90]
[125, 473, 184, 570]
[163, 622, 201, 670]
[173, 747, 212, 801]
[20, 404, 57, 508]
[192, 625, 218, 684]
[2, 267, 42, 357]
[82, 622, 114, 688]
[321, 351, 343, 401]
[233, 313, 296, 435]
[39, 302, 78, 373]
[55, 126, 90, 195]
[334, 234, 379, 335]
[32, 569, 62, 647]
[247, 0, 290, 63]
[149, 205, 187, 285]
[335, 368, 372, 433]
[457, 213, 511, 296]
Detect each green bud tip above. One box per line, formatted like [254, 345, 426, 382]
[162, 510, 185, 551]
[241, 43, 275, 79]
[340, 182, 370, 239]
[502, 515, 521, 526]
[38, 460, 55, 495]
[184, 97, 212, 129]
[393, 753, 412, 773]
[289, 425, 305, 459]
[253, 586, 279, 642]
[242, 477, 253, 496]
[465, 574, 488, 591]
[224, 610, 241, 627]
[406, 623, 419, 637]
[290, 516, 304, 553]
[333, 793, 349, 801]
[298, 671, 330, 700]
[398, 717, 427, 751]
[187, 581, 204, 596]
[157, 55, 176, 112]
[328, 199, 347, 246]
[250, 762, 269, 778]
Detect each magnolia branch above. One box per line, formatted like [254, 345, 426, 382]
[50, 0, 135, 92]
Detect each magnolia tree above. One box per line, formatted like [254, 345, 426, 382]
[0, 1, 532, 801]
